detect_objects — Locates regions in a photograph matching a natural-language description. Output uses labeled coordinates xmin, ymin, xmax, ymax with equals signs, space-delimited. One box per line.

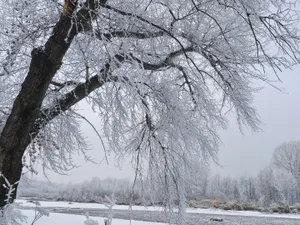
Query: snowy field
xmin=17 ymin=200 xmax=300 ymax=225
xmin=22 ymin=210 xmax=164 ymax=225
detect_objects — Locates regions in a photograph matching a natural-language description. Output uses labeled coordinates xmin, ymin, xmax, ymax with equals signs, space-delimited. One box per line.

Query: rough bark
xmin=0 ymin=0 xmax=109 ymax=208
xmin=0 ymin=1 xmax=79 ymax=208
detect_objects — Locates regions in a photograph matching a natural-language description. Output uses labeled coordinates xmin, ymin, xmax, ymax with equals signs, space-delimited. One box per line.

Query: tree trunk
xmin=0 ymin=46 xmax=57 ymax=208
xmin=0 ymin=4 xmax=78 ymax=208
xmin=0 ymin=0 xmax=103 ymax=209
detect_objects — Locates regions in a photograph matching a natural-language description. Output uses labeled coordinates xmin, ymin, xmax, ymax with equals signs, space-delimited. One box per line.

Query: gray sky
xmin=214 ymin=65 xmax=300 ymax=177
xmin=35 ymin=65 xmax=300 ymax=183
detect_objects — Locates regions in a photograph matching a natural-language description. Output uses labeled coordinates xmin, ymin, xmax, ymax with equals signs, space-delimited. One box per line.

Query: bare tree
xmin=273 ymin=141 xmax=300 ymax=180
xmin=0 ymin=0 xmax=300 ymax=214
xmin=272 ymin=141 xmax=300 ymax=201
xmin=257 ymin=167 xmax=281 ymax=206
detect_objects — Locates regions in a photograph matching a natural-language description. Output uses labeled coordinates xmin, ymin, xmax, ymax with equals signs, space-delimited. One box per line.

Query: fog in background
xmin=34 ymin=65 xmax=300 ymax=183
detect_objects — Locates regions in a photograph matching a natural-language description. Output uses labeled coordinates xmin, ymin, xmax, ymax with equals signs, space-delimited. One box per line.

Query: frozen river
xmin=17 ymin=200 xmax=300 ymax=225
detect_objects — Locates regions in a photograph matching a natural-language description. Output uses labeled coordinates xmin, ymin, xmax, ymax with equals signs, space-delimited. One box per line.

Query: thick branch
xmin=114 ymin=46 xmax=195 ymax=70
xmin=30 ymin=44 xmax=195 ymax=144
xmin=95 ymin=30 xmax=164 ymax=40
xmin=0 ymin=1 xmax=79 ymax=153
xmin=0 ymin=0 xmax=107 ymax=153
xmin=30 ymin=64 xmax=113 ymax=138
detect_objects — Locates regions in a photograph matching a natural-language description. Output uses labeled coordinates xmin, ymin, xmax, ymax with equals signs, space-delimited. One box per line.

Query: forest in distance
xmin=18 ymin=141 xmax=300 ymax=214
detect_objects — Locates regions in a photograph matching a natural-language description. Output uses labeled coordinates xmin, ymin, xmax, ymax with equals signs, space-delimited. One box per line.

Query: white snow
xmin=22 ymin=210 xmax=164 ymax=225
xmin=16 ymin=199 xmax=164 ymax=211
xmin=16 ymin=199 xmax=300 ymax=220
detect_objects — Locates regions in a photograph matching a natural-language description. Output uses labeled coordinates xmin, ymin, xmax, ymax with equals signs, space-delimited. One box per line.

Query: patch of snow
xmin=21 ymin=210 xmax=165 ymax=225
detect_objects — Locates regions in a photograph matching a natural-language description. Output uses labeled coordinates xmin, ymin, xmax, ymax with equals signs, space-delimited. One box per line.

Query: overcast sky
xmin=215 ymin=65 xmax=300 ymax=177
xmin=35 ymin=65 xmax=300 ymax=183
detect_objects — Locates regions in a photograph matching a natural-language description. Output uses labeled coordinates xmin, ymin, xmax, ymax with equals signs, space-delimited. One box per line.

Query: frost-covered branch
xmin=30 ymin=201 xmax=50 ymax=225
xmin=103 ymin=194 xmax=116 ymax=225
xmin=0 ymin=172 xmax=27 ymax=225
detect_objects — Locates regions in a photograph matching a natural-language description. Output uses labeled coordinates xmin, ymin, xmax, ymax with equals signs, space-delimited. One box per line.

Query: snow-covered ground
xmin=22 ymin=210 xmax=164 ymax=225
xmin=16 ymin=199 xmax=300 ymax=219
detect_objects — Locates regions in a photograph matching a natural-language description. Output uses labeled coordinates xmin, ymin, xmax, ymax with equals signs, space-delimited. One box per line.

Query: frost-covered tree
xmin=272 ymin=168 xmax=299 ymax=205
xmin=272 ymin=141 xmax=300 ymax=181
xmin=239 ymin=176 xmax=258 ymax=202
xmin=272 ymin=141 xmax=300 ymax=202
xmin=1 ymin=0 xmax=300 ymax=212
xmin=257 ymin=167 xmax=281 ymax=206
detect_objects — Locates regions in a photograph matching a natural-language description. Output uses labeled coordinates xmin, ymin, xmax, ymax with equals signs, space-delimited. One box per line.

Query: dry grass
xmin=188 ymin=199 xmax=261 ymax=212
xmin=270 ymin=203 xmax=291 ymax=213
xmin=188 ymin=199 xmax=225 ymax=209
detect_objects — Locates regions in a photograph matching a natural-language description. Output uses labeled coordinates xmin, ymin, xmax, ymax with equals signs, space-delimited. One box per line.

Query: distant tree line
xmin=18 ymin=141 xmax=300 ymax=208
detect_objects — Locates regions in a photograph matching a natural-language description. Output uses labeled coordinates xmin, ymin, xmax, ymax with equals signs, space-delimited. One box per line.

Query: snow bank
xmin=16 ymin=199 xmax=300 ymax=220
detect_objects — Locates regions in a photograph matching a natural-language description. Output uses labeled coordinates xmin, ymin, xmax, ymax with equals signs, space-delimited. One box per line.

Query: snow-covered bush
xmin=0 ymin=173 xmax=27 ymax=225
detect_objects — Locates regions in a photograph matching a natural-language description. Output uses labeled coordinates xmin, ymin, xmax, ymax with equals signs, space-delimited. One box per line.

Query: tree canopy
xmin=1 ymin=0 xmax=300 ymax=211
